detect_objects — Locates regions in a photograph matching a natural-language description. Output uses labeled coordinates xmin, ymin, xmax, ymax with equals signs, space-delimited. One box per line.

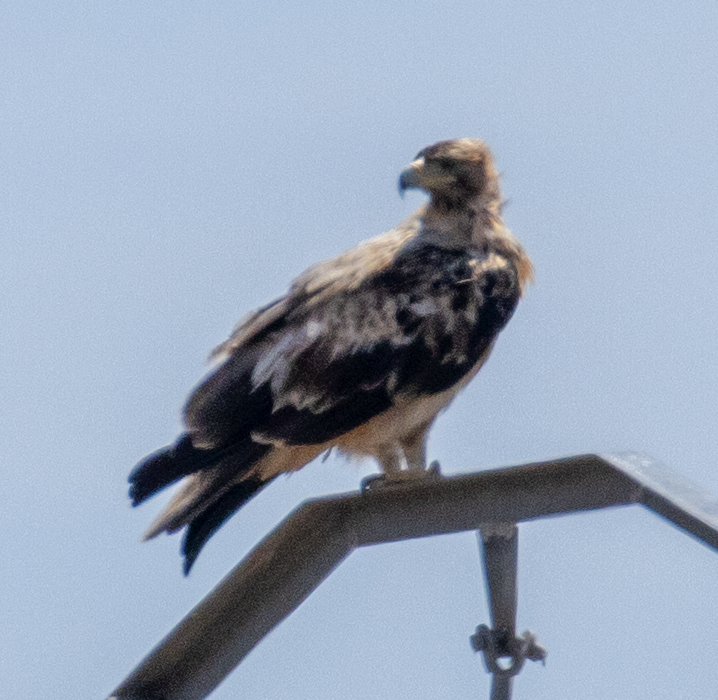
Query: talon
xmin=361 ymin=473 xmax=387 ymax=492
xmin=362 ymin=463 xmax=442 ymax=492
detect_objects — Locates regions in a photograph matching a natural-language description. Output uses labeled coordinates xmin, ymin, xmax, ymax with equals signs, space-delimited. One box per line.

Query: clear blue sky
xmin=2 ymin=2 xmax=718 ymax=698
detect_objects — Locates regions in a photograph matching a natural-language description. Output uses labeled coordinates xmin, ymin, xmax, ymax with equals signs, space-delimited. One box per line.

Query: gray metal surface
xmin=109 ymin=452 xmax=718 ymax=700
xmin=479 ymin=524 xmax=519 ymax=700
xmin=472 ymin=525 xmax=547 ymax=700
xmin=479 ymin=524 xmax=519 ymax=637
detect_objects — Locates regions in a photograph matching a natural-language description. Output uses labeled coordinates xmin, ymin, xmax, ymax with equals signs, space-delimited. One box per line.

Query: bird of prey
xmin=129 ymin=138 xmax=533 ymax=574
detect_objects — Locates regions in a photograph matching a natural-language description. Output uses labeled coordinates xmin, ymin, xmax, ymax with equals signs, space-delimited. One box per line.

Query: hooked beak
xmin=398 ymin=157 xmax=425 ymax=196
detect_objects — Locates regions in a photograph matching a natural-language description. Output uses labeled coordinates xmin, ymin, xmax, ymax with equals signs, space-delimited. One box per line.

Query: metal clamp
xmin=471 ymin=624 xmax=546 ymax=677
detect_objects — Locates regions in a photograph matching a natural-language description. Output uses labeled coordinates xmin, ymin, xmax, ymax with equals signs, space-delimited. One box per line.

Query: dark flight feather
xmin=240 ymin=244 xmax=521 ymax=446
xmin=181 ymin=474 xmax=275 ymax=575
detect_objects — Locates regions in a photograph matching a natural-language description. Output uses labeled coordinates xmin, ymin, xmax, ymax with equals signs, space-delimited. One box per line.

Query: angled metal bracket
xmin=108 ymin=452 xmax=718 ymax=700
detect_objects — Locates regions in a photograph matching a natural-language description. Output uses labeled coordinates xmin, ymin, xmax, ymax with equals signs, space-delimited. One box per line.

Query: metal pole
xmin=480 ymin=523 xmax=519 ymax=639
xmin=472 ymin=524 xmax=546 ymax=700
xmin=480 ymin=523 xmax=519 ymax=700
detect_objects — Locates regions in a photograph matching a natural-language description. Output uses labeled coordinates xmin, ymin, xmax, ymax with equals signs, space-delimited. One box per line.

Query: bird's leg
xmin=377 ymin=447 xmax=403 ymax=475
xmin=402 ymin=425 xmax=441 ymax=477
xmin=361 ymin=439 xmax=441 ymax=492
xmin=402 ymin=434 xmax=427 ymax=473
xmin=361 ymin=447 xmax=402 ymax=491
xmin=389 ymin=427 xmax=441 ymax=481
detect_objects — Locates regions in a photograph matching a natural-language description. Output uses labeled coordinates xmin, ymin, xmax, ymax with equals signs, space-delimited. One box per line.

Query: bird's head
xmin=398 ymin=138 xmax=501 ymax=210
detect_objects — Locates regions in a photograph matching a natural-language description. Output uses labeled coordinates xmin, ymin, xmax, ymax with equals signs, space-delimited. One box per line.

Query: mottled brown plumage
xmin=129 ymin=138 xmax=533 ymax=573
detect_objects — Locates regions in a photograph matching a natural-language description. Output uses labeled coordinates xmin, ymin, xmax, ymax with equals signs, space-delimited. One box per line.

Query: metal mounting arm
xmin=109 ymin=453 xmax=718 ymax=700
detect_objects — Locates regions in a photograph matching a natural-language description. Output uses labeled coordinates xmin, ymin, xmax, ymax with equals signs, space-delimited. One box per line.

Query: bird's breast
xmin=333 ymin=343 xmax=493 ymax=459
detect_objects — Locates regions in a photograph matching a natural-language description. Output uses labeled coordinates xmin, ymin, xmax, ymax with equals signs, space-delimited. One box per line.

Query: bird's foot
xmin=360 ymin=473 xmax=388 ymax=491
xmin=361 ymin=461 xmax=442 ymax=492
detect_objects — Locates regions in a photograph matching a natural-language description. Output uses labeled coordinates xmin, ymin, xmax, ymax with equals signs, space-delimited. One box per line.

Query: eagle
xmin=129 ymin=138 xmax=533 ymax=574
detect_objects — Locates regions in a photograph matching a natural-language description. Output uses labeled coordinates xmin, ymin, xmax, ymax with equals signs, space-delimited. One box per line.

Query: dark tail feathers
xmin=129 ymin=433 xmax=274 ymax=574
xmin=180 ymin=475 xmax=276 ymax=575
xmin=129 ymin=434 xmax=234 ymax=506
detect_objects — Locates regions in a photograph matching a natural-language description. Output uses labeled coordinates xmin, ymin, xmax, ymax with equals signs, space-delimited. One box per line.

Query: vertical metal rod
xmin=491 ymin=676 xmax=513 ymax=700
xmin=479 ymin=523 xmax=518 ymax=641
xmin=473 ymin=522 xmax=546 ymax=700
xmin=476 ymin=523 xmax=519 ymax=700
